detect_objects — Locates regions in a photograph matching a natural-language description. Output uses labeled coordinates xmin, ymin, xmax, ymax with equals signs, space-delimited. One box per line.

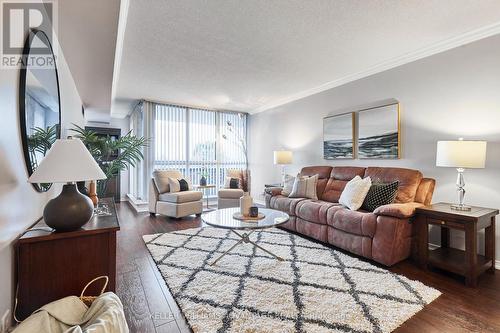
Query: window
xmin=129 ymin=101 xmax=247 ymax=201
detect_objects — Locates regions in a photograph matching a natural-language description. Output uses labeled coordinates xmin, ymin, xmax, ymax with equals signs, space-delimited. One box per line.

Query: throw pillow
xmin=289 ymin=174 xmax=319 ymax=200
xmin=338 ymin=176 xmax=372 ymax=210
xmin=281 ymin=174 xmax=295 ymax=196
xmin=168 ymin=177 xmax=191 ymax=193
xmin=178 ymin=179 xmax=190 ymax=192
xmin=362 ymin=181 xmax=399 ymax=212
xmin=224 ymin=177 xmax=240 ymax=189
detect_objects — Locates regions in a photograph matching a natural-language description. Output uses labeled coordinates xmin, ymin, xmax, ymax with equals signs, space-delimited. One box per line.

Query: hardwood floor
xmin=115 ymin=202 xmax=500 ymax=333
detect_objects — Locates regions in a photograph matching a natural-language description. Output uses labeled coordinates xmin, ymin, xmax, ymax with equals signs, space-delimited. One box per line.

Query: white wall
xmin=85 ymin=117 xmax=131 ymax=200
xmin=0 ymin=35 xmax=83 ymax=323
xmin=249 ymin=34 xmax=500 ymax=257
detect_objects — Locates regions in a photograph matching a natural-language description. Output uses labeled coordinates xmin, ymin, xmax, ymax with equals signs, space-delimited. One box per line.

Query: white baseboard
xmin=126 ymin=194 xmax=149 ymax=213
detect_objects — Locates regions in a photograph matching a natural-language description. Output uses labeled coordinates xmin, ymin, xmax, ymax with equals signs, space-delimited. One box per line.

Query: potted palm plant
xmin=70 ymin=124 xmax=148 ymax=198
xmin=26 ymin=125 xmax=58 ymax=191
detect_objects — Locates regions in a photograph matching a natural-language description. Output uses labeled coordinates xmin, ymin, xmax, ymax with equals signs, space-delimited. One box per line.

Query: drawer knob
xmin=441 ymin=221 xmax=446 ymax=225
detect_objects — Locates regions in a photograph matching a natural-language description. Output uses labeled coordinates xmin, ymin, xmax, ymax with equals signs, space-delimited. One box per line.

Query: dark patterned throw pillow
xmin=229 ymin=178 xmax=240 ymax=189
xmin=361 ymin=181 xmax=399 ymax=212
xmin=178 ymin=179 xmax=189 ymax=191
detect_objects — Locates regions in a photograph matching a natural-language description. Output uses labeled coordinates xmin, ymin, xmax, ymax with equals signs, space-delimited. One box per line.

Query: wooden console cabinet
xmin=16 ymin=198 xmax=120 ymax=320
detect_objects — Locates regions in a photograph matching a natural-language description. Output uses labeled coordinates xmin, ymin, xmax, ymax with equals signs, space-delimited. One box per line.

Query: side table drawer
xmin=428 ymin=218 xmax=464 ymax=230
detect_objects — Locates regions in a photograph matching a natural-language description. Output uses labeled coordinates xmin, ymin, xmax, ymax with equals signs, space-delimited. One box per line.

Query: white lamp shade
xmin=28 ymin=139 xmax=107 ymax=183
xmin=436 ymin=140 xmax=487 ymax=169
xmin=273 ymin=150 xmax=293 ymax=165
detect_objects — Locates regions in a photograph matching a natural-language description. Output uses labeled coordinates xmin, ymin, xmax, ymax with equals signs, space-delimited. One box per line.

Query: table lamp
xmin=28 ymin=138 xmax=106 ymax=231
xmin=273 ymin=150 xmax=293 ymax=185
xmin=436 ymin=139 xmax=487 ymax=211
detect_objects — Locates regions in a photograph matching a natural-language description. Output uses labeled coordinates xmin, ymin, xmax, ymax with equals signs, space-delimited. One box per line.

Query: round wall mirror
xmin=19 ymin=29 xmax=61 ymax=192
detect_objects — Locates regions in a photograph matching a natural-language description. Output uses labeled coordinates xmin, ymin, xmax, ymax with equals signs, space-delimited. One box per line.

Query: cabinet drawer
xmin=428 ymin=218 xmax=464 ymax=230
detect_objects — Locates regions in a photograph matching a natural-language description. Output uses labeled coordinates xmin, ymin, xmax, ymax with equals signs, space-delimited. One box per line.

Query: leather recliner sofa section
xmin=265 ymin=166 xmax=435 ymax=266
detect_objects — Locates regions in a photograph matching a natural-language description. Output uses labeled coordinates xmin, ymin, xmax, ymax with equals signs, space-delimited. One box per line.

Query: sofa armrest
xmin=373 ymin=202 xmax=424 ymax=219
xmin=264 ymin=186 xmax=283 ymax=196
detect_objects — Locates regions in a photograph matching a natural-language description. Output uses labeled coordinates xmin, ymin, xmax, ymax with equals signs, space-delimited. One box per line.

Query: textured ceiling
xmin=111 ymin=0 xmax=500 ymax=116
xmin=56 ymin=0 xmax=120 ymax=113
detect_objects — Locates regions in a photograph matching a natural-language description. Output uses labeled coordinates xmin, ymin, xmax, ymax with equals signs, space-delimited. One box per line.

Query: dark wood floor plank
xmin=155 ymin=320 xmax=181 ymax=333
xmin=146 ymin=253 xmax=192 ymax=333
xmin=116 ymin=268 xmax=156 ymax=333
xmin=135 ymin=256 xmax=176 ymax=328
xmin=115 ymin=202 xmax=500 ymax=333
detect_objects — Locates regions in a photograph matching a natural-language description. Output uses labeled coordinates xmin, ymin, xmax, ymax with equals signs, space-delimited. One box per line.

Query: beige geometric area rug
xmin=143 ymin=227 xmax=440 ymax=333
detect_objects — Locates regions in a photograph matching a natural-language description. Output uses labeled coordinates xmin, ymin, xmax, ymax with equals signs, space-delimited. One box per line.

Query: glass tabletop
xmin=202 ymin=207 xmax=289 ymax=230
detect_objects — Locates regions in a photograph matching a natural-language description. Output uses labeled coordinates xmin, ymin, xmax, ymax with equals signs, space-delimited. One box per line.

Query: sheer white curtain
xmin=189 ymin=108 xmax=217 ymax=196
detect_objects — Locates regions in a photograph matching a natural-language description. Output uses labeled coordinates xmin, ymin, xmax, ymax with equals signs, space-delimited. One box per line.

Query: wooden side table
xmin=415 ymin=202 xmax=498 ymax=287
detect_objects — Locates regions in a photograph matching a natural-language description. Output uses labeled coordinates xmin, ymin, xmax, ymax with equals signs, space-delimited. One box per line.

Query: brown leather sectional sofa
xmin=265 ymin=166 xmax=435 ymax=266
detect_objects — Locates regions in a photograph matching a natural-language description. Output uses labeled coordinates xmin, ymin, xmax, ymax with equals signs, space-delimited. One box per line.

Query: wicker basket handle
xmin=80 ymin=276 xmax=109 ymax=299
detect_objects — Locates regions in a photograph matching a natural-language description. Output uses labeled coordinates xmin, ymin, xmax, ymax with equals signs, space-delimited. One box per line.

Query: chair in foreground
xmin=149 ymin=170 xmax=203 ymax=218
xmin=218 ymin=169 xmax=250 ymax=208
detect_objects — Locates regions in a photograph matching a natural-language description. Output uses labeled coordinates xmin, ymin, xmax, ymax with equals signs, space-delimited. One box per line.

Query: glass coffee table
xmin=202 ymin=207 xmax=289 ymax=266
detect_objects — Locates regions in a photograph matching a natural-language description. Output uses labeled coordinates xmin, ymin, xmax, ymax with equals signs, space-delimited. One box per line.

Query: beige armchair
xmin=217 ymin=169 xmax=250 ymax=209
xmin=149 ymin=170 xmax=203 ymax=218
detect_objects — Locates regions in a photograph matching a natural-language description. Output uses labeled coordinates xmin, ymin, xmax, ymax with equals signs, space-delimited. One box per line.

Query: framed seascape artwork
xmin=323 ymin=112 xmax=355 ymax=159
xmin=358 ymin=103 xmax=400 ymax=159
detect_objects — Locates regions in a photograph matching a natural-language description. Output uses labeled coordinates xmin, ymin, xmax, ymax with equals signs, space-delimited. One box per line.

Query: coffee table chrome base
xmin=210 ymin=230 xmax=284 ymax=266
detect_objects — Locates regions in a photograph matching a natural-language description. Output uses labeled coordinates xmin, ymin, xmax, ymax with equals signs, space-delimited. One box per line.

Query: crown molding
xmin=252 ymin=21 xmax=500 ymax=114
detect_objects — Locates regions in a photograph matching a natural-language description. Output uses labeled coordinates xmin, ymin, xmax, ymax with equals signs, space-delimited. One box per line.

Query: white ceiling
xmin=55 ymin=0 xmax=120 ymax=114
xmin=107 ymin=1 xmax=500 ymax=116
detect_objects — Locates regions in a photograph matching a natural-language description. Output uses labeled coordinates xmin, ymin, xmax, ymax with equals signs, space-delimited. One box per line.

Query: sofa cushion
xmin=300 ymin=166 xmax=332 ymax=200
xmin=218 ymin=188 xmax=244 ymax=199
xmin=327 ymin=209 xmax=377 ymax=238
xmin=328 ymin=228 xmax=372 ymax=259
xmin=159 ymin=190 xmax=202 ymax=203
xmin=364 ymin=167 xmax=423 ymax=203
xmin=295 ymin=200 xmax=341 ymax=225
xmin=295 ymin=219 xmax=328 ymax=242
xmin=322 ymin=167 xmax=366 ymax=202
xmin=269 ymin=195 xmax=308 ymax=216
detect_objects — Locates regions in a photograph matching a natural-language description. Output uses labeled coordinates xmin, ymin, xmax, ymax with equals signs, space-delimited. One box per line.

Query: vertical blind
xmin=129 ymin=101 xmax=247 ymax=201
